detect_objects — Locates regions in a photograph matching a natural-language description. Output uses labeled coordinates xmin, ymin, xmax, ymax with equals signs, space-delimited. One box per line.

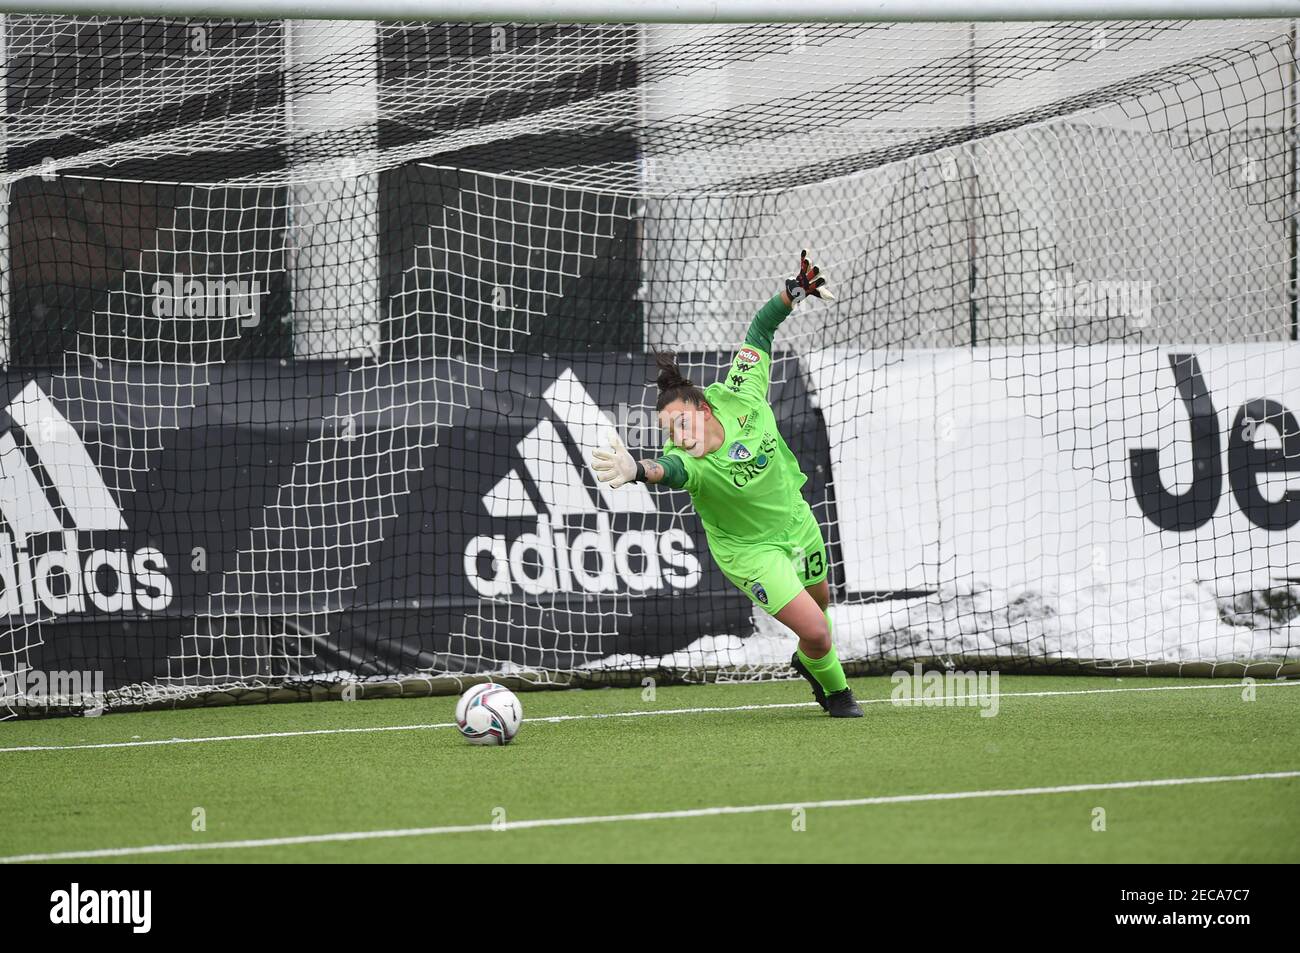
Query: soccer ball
xmin=455 ymin=683 xmax=523 ymax=746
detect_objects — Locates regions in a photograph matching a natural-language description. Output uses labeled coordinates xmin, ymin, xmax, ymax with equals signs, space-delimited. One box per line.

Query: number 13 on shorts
xmin=798 ymin=547 xmax=825 ymax=583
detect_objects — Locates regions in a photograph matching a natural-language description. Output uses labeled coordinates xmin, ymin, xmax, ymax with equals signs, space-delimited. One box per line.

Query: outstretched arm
xmin=591 ymin=434 xmax=688 ymax=490
xmin=639 ymin=457 xmax=686 ymax=488
xmin=744 ymin=292 xmax=793 ymax=356
xmin=724 ymin=249 xmax=834 ymax=404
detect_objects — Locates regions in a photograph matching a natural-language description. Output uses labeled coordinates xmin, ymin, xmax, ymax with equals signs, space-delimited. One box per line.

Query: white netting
xmin=0 ymin=18 xmax=1296 ymax=715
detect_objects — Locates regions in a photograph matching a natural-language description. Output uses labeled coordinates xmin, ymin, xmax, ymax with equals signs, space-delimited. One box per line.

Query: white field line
xmin=3 ymin=769 xmax=1297 ymax=864
xmin=2 ymin=678 xmax=1298 ymax=755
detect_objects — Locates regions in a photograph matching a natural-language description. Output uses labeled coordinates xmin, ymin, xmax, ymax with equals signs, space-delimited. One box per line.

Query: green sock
xmin=796 ymin=643 xmax=847 ymax=695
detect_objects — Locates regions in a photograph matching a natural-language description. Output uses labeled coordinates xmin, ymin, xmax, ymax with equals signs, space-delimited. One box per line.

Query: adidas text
xmin=465 ymin=514 xmax=700 ymax=597
xmin=0 ymin=531 xmax=173 ymax=616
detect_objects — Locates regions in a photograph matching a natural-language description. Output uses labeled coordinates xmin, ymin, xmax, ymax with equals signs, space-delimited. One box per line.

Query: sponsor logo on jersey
xmin=738 ymin=347 xmax=761 ymax=366
xmin=750 ymin=581 xmax=768 ymax=605
xmin=728 ymin=441 xmax=752 ymax=461
xmin=465 ymin=369 xmax=702 ymax=597
xmin=731 ymin=433 xmax=778 ymax=488
xmin=0 ymin=381 xmax=174 ymax=617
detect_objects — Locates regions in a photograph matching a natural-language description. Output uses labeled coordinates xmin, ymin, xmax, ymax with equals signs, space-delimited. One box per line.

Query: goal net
xmin=1 ymin=16 xmax=1297 ymax=715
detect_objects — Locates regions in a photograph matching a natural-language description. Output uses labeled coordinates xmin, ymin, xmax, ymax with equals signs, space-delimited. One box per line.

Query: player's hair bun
xmin=654 ymin=349 xmax=693 ymax=392
xmin=652 ymin=349 xmax=708 ymax=412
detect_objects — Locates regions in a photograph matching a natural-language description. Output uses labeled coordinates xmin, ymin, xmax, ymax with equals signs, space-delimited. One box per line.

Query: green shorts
xmin=709 ymin=500 xmax=828 ymax=615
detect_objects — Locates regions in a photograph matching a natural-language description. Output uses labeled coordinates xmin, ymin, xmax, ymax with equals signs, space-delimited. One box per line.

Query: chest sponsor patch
xmin=737 ymin=347 xmax=761 ymax=365
xmin=728 ymin=441 xmax=752 ymax=461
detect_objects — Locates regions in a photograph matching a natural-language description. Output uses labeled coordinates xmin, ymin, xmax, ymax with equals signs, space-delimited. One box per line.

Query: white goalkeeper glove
xmin=784 ymin=248 xmax=834 ymax=303
xmin=591 ymin=432 xmax=639 ymax=489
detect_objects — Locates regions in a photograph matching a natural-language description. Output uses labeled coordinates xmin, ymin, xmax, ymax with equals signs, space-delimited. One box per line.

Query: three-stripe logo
xmin=464 ymin=369 xmax=701 ymax=597
xmin=0 ymin=381 xmax=173 ymax=616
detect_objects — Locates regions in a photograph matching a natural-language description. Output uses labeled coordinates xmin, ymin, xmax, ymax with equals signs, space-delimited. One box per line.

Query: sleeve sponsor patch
xmin=738 ymin=347 xmax=761 ymax=365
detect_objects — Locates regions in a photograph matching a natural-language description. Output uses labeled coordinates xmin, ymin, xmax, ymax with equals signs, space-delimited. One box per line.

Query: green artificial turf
xmin=1 ymin=675 xmax=1297 ymax=863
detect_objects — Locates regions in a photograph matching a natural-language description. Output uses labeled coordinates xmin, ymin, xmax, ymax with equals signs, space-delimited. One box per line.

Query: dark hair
xmin=653 ymin=350 xmax=708 ymax=412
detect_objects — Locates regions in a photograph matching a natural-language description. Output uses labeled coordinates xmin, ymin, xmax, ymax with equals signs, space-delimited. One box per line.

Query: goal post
xmin=0 ymin=9 xmax=1297 ymax=716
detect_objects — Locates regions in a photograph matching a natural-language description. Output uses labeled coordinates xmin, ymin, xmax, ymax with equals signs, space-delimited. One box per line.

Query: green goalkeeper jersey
xmin=659 ymin=294 xmax=809 ymax=543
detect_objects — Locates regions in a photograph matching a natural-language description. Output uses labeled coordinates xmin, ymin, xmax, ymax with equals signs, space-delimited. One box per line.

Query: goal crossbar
xmin=0 ymin=0 xmax=1296 ymax=24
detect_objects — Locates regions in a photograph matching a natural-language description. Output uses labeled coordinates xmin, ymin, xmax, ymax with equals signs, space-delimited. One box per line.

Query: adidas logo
xmin=464 ymin=369 xmax=701 ymax=597
xmin=0 ymin=381 xmax=173 ymax=616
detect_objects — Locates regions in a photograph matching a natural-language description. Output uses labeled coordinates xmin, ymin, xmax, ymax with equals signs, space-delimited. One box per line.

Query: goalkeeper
xmin=591 ymin=250 xmax=862 ymax=718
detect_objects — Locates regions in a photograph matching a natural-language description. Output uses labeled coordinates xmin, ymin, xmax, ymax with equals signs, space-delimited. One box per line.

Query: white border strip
xmin=0 ymin=1 xmax=1294 ymax=22
xmin=3 ymin=678 xmax=1297 ymax=754
xmin=3 ymin=769 xmax=1296 ymax=863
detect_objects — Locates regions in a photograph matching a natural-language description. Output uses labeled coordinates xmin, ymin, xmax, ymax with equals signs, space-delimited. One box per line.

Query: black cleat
xmin=790 ymin=652 xmax=828 ymax=711
xmin=826 ymin=687 xmax=864 ymax=718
